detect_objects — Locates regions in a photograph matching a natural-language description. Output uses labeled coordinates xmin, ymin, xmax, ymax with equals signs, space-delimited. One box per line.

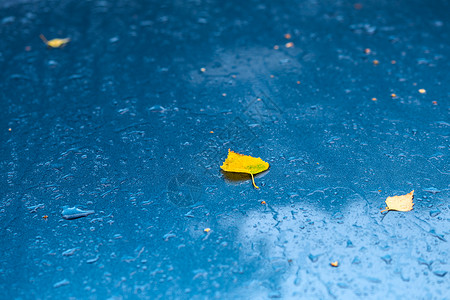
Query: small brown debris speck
xmin=372 ymin=97 xmax=377 ymax=101
xmin=364 ymin=48 xmax=371 ymax=54
xmin=296 ymin=81 xmax=301 ymax=84
xmin=273 ymin=45 xmax=279 ymax=50
xmin=284 ymin=33 xmax=291 ymax=39
xmin=200 ymin=68 xmax=206 ymax=72
xmin=432 ymin=101 xmax=437 ymax=105
xmin=8 ymin=128 xmax=12 ymax=132
xmin=373 ymin=59 xmax=379 ymax=65
xmin=261 ymin=201 xmax=266 ymax=205
xmin=331 ymin=261 xmax=339 ymax=267
xmin=209 ymin=131 xmax=214 ymax=133
xmin=391 ymin=93 xmax=397 ymax=98
xmin=222 ymin=93 xmax=227 ymax=97
xmin=232 ymin=75 xmax=236 ymax=78
xmin=391 ymin=60 xmax=396 ymax=64
xmin=285 ymin=42 xmax=294 ymax=48
xmin=419 ymin=89 xmax=426 ymax=94
xmin=270 ymin=75 xmax=274 ymax=78
xmin=25 ymin=46 xmax=31 ymax=51
xmin=354 ymin=3 xmax=362 ymax=9
xmin=43 ymin=215 xmax=48 ymax=220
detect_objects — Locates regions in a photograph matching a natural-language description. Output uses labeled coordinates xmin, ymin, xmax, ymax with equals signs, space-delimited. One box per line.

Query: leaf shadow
xmin=221 ymin=169 xmax=270 ymax=186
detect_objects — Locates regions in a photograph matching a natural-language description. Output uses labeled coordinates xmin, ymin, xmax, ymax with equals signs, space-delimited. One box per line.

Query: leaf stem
xmin=39 ymin=34 xmax=49 ymax=44
xmin=251 ymin=173 xmax=259 ymax=189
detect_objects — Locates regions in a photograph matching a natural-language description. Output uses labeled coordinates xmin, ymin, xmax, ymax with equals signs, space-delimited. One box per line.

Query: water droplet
xmin=429 ymin=229 xmax=446 ymax=242
xmin=61 ymin=206 xmax=94 ymax=220
xmin=86 ymin=256 xmax=99 ymax=264
xmin=352 ymin=256 xmax=361 ymax=264
xmin=163 ymin=233 xmax=176 ymax=241
xmin=2 ymin=16 xmax=15 ymax=24
xmin=53 ymin=279 xmax=70 ymax=288
xmin=149 ymin=105 xmax=166 ymax=112
xmin=429 ymin=209 xmax=441 ymax=217
xmin=62 ymin=247 xmax=80 ymax=256
xmin=417 ymin=257 xmax=432 ymax=269
xmin=308 ymin=254 xmax=319 ymax=262
xmin=27 ymin=203 xmax=44 ymax=213
xmin=381 ymin=255 xmax=392 ymax=264
xmin=423 ymin=187 xmax=441 ymax=194
xmin=433 ymin=270 xmax=447 ymax=277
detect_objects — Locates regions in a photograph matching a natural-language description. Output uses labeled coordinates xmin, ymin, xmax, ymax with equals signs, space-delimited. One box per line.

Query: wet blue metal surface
xmin=1 ymin=0 xmax=449 ymax=298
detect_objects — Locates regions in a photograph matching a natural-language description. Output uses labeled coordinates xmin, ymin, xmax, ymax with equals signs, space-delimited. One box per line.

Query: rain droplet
xmin=433 ymin=270 xmax=447 ymax=277
xmin=62 ymin=247 xmax=80 ymax=256
xmin=423 ymin=187 xmax=441 ymax=194
xmin=53 ymin=279 xmax=70 ymax=288
xmin=163 ymin=233 xmax=176 ymax=241
xmin=27 ymin=203 xmax=44 ymax=213
xmin=86 ymin=256 xmax=100 ymax=264
xmin=352 ymin=257 xmax=361 ymax=264
xmin=308 ymin=254 xmax=319 ymax=262
xmin=429 ymin=209 xmax=441 ymax=217
xmin=381 ymin=255 xmax=392 ymax=264
xmin=149 ymin=105 xmax=166 ymax=112
xmin=61 ymin=206 xmax=94 ymax=220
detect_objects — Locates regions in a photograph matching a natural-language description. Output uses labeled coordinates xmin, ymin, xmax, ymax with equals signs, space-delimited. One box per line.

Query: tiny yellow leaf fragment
xmin=330 ymin=261 xmax=339 ymax=267
xmin=381 ymin=190 xmax=414 ymax=213
xmin=40 ymin=34 xmax=70 ymax=48
xmin=204 ymin=228 xmax=211 ymax=233
xmin=220 ymin=149 xmax=269 ymax=189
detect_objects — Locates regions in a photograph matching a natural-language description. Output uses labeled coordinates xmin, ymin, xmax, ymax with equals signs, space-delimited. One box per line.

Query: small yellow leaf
xmin=220 ymin=149 xmax=269 ymax=189
xmin=381 ymin=190 xmax=414 ymax=213
xmin=40 ymin=34 xmax=70 ymax=48
xmin=330 ymin=261 xmax=339 ymax=267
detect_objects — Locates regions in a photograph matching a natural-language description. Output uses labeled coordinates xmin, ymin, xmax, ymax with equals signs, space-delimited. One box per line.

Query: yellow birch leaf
xmin=220 ymin=149 xmax=269 ymax=189
xmin=40 ymin=34 xmax=70 ymax=48
xmin=381 ymin=190 xmax=414 ymax=213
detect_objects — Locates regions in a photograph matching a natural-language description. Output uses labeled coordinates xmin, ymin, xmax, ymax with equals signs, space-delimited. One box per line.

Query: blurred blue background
xmin=0 ymin=0 xmax=449 ymax=298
